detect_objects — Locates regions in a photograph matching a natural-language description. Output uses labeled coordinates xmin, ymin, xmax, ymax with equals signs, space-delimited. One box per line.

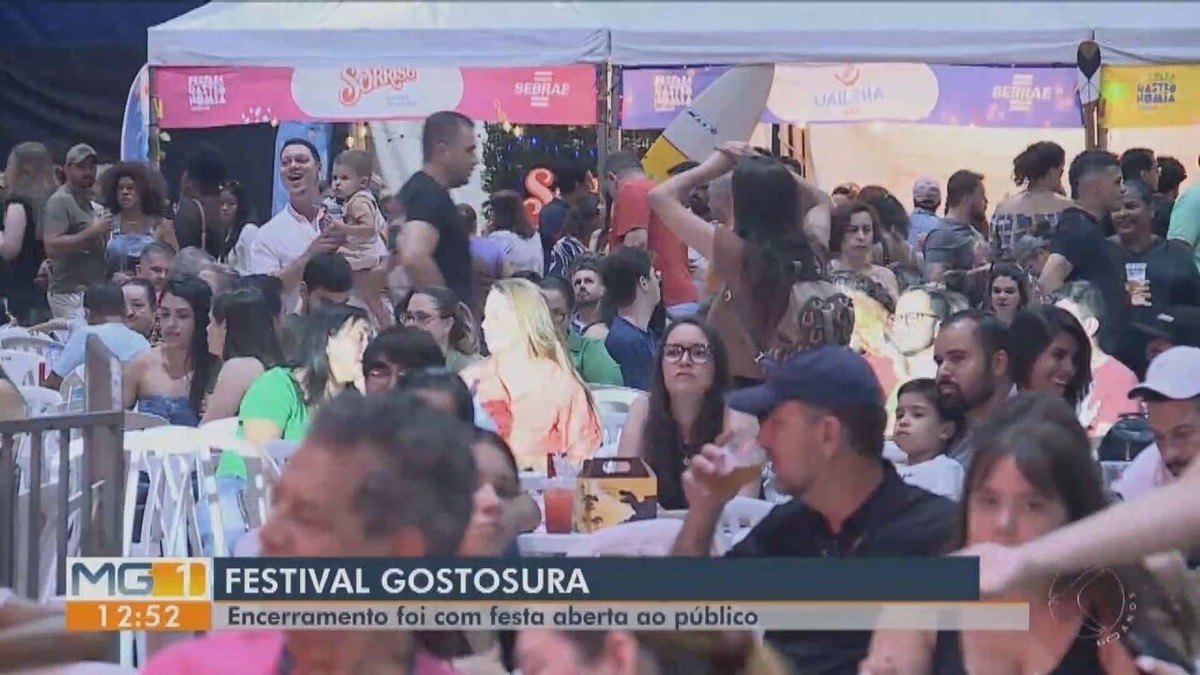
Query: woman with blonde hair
xmin=461 ymin=278 xmax=601 ymax=471
xmin=2 ymin=142 xmax=57 ymax=325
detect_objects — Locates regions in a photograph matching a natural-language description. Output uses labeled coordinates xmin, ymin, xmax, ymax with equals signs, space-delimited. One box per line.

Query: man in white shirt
xmin=247 ymin=138 xmax=388 ymax=314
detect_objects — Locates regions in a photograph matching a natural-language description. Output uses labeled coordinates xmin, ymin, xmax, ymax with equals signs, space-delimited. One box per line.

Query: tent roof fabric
xmin=148 ymin=1 xmax=1200 ymax=69
xmin=147 ymin=2 xmax=609 ymax=67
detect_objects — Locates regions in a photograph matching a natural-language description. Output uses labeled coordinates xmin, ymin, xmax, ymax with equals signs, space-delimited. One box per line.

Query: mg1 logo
xmin=67 ymin=558 xmax=209 ymax=600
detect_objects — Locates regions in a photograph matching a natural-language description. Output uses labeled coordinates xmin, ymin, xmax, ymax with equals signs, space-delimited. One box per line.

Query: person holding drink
xmin=670 ymin=346 xmax=957 ymax=675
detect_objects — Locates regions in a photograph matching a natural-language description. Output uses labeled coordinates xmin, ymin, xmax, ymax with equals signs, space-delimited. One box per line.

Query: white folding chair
xmin=1 ymin=334 xmax=63 ymax=359
xmin=18 ymin=386 xmax=63 ymax=417
xmin=589 ymin=386 xmax=643 ymax=416
xmin=0 ymin=348 xmax=45 ymax=386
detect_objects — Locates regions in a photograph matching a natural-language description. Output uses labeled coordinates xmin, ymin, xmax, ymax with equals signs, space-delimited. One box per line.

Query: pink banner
xmin=154 ymin=66 xmax=597 ymax=128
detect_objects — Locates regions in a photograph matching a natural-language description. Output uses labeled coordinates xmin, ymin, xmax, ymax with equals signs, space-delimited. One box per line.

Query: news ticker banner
xmin=621 ymin=63 xmax=1081 ymax=130
xmin=1101 ymin=64 xmax=1200 ymax=128
xmin=154 ymin=65 xmax=597 ymax=129
xmin=64 ymin=557 xmax=1027 ymax=633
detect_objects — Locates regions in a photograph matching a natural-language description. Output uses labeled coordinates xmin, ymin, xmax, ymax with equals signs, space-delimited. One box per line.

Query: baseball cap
xmin=912 ymin=177 xmax=941 ymax=206
xmin=726 ymin=346 xmax=883 ymax=417
xmin=65 ymin=143 xmax=97 ymax=165
xmin=1129 ymin=346 xmax=1200 ymax=400
xmin=1133 ymin=306 xmax=1200 ymax=348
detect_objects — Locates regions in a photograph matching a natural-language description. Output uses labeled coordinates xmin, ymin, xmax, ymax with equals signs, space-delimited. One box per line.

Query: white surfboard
xmin=641 ymin=64 xmax=775 ymax=182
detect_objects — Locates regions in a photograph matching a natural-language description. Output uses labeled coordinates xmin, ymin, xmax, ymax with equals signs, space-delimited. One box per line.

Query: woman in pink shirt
xmin=461 ymin=278 xmax=601 ymax=471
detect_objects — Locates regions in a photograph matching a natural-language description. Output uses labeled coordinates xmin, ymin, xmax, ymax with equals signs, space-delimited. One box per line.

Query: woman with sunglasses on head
xmin=617 ymin=318 xmax=758 ymax=508
xmin=217 ymin=181 xmax=258 ymax=274
xmin=396 ymin=286 xmax=482 ymax=373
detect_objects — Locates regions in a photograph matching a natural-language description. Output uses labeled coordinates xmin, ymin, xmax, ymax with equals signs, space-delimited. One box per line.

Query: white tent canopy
xmin=149 ymin=1 xmax=1200 ymax=69
xmin=147 ymin=2 xmax=609 ymax=67
xmin=596 ymin=2 xmax=1200 ymax=66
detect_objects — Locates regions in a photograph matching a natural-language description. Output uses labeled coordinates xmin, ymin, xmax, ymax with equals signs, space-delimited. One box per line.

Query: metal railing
xmin=0 ymin=336 xmax=127 ymax=598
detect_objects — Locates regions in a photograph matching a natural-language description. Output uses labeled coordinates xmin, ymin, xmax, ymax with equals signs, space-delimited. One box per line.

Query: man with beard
xmin=1038 ymin=150 xmax=1127 ymax=357
xmin=42 ymin=144 xmax=107 ymax=320
xmin=398 ymin=111 xmax=477 ymax=306
xmin=248 ymin=138 xmax=366 ymax=314
xmin=932 ymin=310 xmax=1013 ymax=467
xmin=922 ymin=170 xmax=987 ymax=283
xmin=570 ymin=256 xmax=607 ymax=340
xmin=1114 ymin=346 xmax=1200 ymax=501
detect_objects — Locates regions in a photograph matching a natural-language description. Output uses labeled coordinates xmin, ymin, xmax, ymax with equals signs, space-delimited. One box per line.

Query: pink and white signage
xmin=154 ymin=66 xmax=597 ymax=128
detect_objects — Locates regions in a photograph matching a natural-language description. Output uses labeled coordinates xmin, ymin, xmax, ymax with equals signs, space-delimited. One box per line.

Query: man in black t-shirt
xmin=671 ymin=347 xmax=956 ymax=675
xmin=1039 ymin=150 xmax=1127 ymax=357
xmin=397 ymin=111 xmax=477 ymax=305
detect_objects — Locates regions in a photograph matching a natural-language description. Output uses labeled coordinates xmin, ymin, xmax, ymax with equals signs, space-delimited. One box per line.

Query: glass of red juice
xmin=543 ymin=477 xmax=574 ymax=534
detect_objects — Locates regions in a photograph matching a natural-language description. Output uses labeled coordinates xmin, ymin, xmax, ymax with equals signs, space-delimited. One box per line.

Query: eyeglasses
xmin=892 ymin=312 xmax=938 ymax=327
xmin=664 ymin=343 xmax=713 ymax=364
xmin=399 ymin=310 xmax=445 ymax=325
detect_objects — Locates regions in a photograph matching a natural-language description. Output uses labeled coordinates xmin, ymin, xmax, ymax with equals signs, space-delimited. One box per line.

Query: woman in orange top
xmin=461 ymin=278 xmax=601 ymax=471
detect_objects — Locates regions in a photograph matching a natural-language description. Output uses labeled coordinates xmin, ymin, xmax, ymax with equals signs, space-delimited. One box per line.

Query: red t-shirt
xmin=1088 ymin=357 xmax=1140 ymax=436
xmin=608 ymin=177 xmax=698 ymax=307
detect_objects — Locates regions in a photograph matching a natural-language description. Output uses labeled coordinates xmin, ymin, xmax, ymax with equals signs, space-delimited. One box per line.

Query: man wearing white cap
xmin=1115 ymin=346 xmax=1200 ymax=500
xmin=964 ymin=346 xmax=1200 ymax=597
xmin=42 ymin=143 xmax=108 ymax=320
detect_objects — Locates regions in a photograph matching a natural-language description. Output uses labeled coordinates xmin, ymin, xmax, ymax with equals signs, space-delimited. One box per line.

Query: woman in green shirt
xmin=226 ymin=304 xmax=370 ymax=473
xmin=538 ymin=275 xmax=623 ymax=386
xmin=396 ymin=286 xmax=482 ymax=373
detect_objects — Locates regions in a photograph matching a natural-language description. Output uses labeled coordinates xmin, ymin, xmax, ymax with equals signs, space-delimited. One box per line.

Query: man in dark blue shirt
xmin=600 ymin=246 xmax=660 ymax=390
xmin=538 ymin=159 xmax=592 ymax=269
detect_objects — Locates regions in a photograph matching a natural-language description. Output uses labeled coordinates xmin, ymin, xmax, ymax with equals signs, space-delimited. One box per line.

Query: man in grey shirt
xmin=42 ymin=144 xmax=108 ymax=320
xmin=923 ymin=170 xmax=988 ymax=282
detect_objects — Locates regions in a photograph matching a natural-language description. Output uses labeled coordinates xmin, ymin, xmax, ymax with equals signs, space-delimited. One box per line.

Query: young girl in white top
xmin=330 ymin=150 xmax=392 ymax=328
xmin=893 ymin=378 xmax=964 ymax=500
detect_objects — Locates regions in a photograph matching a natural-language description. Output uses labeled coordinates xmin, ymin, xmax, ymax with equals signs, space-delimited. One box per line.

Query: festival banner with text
xmin=154 ymin=66 xmax=598 ymax=129
xmin=1101 ymin=65 xmax=1200 ymax=128
xmin=621 ymin=64 xmax=1079 ymax=129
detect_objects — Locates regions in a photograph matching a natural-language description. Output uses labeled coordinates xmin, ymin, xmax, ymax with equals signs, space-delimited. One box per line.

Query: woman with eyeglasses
xmin=396 ymin=286 xmax=482 ymax=373
xmin=616 ymin=317 xmax=758 ymax=508
xmin=218 ymin=181 xmax=258 ymax=274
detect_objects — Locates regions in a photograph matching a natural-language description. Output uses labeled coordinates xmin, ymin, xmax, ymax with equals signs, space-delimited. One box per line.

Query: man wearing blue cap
xmin=671 ymin=346 xmax=956 ymax=675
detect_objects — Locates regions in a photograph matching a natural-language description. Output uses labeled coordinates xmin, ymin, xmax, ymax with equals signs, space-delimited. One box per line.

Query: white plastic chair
xmin=198 ymin=416 xmax=239 ymax=439
xmin=589 ymin=386 xmax=642 ymax=415
xmin=262 ymin=439 xmax=299 ymax=473
xmin=0 ymin=348 xmax=45 ymax=386
xmin=1 ymin=334 xmax=63 ymax=359
xmin=59 ymin=364 xmax=85 ymax=411
xmin=0 ymin=325 xmax=31 ymax=341
xmin=18 ymin=386 xmax=63 ymax=417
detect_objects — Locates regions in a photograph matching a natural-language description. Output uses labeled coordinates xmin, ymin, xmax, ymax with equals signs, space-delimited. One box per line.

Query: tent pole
xmin=596 ymin=61 xmax=616 ymax=187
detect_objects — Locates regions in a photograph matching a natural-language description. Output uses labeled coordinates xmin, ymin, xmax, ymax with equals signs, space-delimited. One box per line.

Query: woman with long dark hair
xmin=218 ymin=181 xmax=258 ymax=273
xmin=548 ymin=192 xmax=602 ymax=278
xmin=236 ymin=304 xmax=369 ymax=450
xmin=617 ymin=317 xmax=757 ymax=508
xmin=487 ymin=189 xmax=543 ymax=276
xmin=863 ymin=392 xmax=1196 ymax=673
xmin=1009 ymin=305 xmax=1093 ymax=410
xmin=201 ymin=285 xmax=284 ymax=423
xmin=101 ymin=161 xmax=178 ymax=276
xmin=985 ymin=262 xmax=1031 ymax=326
xmin=2 ymin=142 xmax=56 ymax=325
xmin=649 ymin=143 xmax=830 ymax=387
xmin=123 ymin=274 xmax=216 ymax=426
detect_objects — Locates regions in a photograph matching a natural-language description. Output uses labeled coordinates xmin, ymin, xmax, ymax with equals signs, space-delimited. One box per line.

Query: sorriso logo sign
xmin=68 ymin=558 xmax=209 ymax=600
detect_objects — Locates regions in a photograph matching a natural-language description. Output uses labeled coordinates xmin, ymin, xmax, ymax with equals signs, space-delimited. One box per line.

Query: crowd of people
xmin=2 ymin=109 xmax=1200 ymax=674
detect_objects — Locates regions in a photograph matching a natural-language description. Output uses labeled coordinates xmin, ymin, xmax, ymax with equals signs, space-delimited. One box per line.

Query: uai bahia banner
xmin=1102 ymin=65 xmax=1200 ymax=128
xmin=621 ymin=63 xmax=1080 ymax=130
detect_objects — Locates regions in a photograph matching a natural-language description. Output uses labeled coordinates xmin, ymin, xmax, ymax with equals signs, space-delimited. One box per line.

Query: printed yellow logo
xmin=68 ymin=558 xmax=209 ymax=600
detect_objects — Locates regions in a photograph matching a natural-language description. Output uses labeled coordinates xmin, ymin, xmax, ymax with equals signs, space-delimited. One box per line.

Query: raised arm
xmin=648 ymin=148 xmax=740 ymax=261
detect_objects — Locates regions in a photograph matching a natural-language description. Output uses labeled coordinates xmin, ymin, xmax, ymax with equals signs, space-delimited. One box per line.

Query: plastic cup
xmin=712 ymin=428 xmax=767 ymax=495
xmin=543 ymin=477 xmax=575 ymax=534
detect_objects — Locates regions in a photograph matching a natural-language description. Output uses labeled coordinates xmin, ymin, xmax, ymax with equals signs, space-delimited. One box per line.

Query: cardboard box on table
xmin=573 ymin=458 xmax=657 ymax=533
